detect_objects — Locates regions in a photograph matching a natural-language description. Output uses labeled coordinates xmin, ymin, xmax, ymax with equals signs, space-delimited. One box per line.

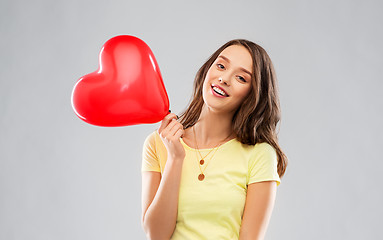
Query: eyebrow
xmin=218 ymin=55 xmax=252 ymax=76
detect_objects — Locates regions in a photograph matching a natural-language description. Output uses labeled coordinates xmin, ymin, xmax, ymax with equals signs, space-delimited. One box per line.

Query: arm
xmin=141 ymin=157 xmax=184 ymax=240
xmin=141 ymin=113 xmax=185 ymax=240
xmin=239 ymin=181 xmax=278 ymax=240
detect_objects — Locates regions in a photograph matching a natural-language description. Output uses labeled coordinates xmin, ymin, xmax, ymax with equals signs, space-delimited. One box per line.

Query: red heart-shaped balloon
xmin=71 ymin=35 xmax=169 ymax=127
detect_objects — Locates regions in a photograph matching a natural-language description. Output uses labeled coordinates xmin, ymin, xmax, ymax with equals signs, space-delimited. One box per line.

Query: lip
xmin=211 ymin=84 xmax=229 ymax=97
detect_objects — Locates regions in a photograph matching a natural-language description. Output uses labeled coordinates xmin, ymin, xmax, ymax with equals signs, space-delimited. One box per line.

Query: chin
xmin=203 ymin=98 xmax=233 ymax=114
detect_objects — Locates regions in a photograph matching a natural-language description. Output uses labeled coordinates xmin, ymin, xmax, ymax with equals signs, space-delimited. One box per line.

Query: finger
xmin=167 ymin=121 xmax=183 ymax=138
xmin=160 ymin=118 xmax=180 ymax=139
xmin=158 ymin=113 xmax=178 ymax=135
xmin=174 ymin=128 xmax=184 ymax=140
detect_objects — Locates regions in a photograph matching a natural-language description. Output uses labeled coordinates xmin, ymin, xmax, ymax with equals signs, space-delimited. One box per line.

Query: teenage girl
xmin=141 ymin=39 xmax=288 ymax=240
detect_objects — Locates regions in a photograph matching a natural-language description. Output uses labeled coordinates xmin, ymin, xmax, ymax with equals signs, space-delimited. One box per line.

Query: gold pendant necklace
xmin=192 ymin=126 xmax=232 ymax=181
xmin=195 ymin=143 xmax=220 ymax=181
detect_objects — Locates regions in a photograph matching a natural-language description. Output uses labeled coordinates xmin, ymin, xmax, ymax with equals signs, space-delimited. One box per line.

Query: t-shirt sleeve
xmin=141 ymin=131 xmax=161 ymax=172
xmin=248 ymin=142 xmax=281 ymax=187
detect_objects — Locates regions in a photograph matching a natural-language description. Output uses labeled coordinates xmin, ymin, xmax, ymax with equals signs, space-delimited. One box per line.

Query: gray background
xmin=1 ymin=0 xmax=382 ymax=239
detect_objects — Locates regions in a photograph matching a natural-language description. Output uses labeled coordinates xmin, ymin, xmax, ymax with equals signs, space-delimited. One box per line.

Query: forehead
xmin=218 ymin=45 xmax=253 ymax=72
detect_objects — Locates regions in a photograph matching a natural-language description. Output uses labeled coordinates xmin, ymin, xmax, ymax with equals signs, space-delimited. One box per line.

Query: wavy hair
xmin=178 ymin=39 xmax=288 ymax=178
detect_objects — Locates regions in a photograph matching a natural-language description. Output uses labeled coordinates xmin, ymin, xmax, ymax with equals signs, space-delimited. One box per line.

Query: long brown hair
xmin=178 ymin=39 xmax=288 ymax=178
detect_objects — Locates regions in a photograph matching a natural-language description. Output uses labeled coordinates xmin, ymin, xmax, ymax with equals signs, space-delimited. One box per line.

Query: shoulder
xmin=246 ymin=142 xmax=280 ymax=186
xmin=253 ymin=142 xmax=277 ymax=154
xmin=246 ymin=142 xmax=277 ymax=164
xmin=233 ymin=141 xmax=276 ymax=155
xmin=144 ymin=130 xmax=158 ymax=142
xmin=144 ymin=130 xmax=164 ymax=143
xmin=143 ymin=131 xmax=155 ymax=146
xmin=143 ymin=130 xmax=166 ymax=152
xmin=142 ymin=131 xmax=159 ymax=152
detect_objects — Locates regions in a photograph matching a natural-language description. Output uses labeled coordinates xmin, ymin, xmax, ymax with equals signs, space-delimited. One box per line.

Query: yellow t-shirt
xmin=142 ymin=131 xmax=281 ymax=239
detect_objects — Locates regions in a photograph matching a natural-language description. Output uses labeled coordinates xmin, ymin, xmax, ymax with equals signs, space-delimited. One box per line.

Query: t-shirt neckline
xmin=180 ymin=137 xmax=237 ymax=151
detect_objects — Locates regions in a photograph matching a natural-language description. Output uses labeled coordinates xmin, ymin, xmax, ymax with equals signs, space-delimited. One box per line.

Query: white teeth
xmin=212 ymin=86 xmax=227 ymax=96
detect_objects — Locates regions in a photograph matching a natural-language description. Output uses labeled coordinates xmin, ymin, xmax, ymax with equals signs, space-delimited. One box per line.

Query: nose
xmin=219 ymin=76 xmax=230 ymax=86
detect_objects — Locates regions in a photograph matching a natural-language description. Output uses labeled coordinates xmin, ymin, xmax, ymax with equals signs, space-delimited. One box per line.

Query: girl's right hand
xmin=157 ymin=113 xmax=185 ymax=160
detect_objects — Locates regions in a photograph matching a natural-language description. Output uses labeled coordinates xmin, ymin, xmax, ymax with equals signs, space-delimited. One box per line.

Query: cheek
xmin=205 ymin=69 xmax=214 ymax=80
xmin=206 ymin=66 xmax=221 ymax=79
xmin=235 ymin=85 xmax=252 ymax=102
xmin=202 ymin=78 xmax=211 ymax=98
xmin=243 ymin=85 xmax=252 ymax=96
xmin=203 ymin=69 xmax=216 ymax=90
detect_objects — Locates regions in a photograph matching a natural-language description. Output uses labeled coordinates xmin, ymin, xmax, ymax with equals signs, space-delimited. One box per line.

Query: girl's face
xmin=202 ymin=45 xmax=253 ymax=114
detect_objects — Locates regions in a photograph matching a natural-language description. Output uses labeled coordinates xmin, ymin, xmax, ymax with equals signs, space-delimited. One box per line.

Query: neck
xmin=193 ymin=105 xmax=236 ymax=147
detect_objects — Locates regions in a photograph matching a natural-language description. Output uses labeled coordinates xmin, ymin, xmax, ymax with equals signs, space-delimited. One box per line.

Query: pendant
xmin=199 ymin=159 xmax=205 ymax=165
xmin=198 ymin=174 xmax=205 ymax=181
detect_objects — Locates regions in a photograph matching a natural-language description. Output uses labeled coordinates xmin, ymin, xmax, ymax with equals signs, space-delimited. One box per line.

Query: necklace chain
xmin=192 ymin=125 xmax=233 ymax=181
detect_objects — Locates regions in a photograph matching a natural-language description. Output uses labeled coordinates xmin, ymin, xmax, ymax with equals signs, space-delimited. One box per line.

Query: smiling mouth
xmin=211 ymin=85 xmax=229 ymax=97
